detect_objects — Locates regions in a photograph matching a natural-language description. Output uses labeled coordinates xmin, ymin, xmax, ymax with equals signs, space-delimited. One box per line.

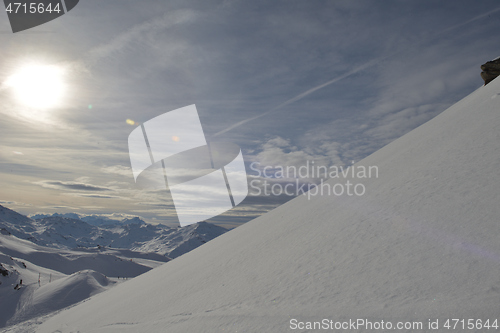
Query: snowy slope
xmin=0 ymin=233 xmax=161 ymax=277
xmin=2 ymin=270 xmax=112 ymax=328
xmin=0 ymin=255 xmax=67 ymax=328
xmin=0 ymin=206 xmax=32 ymax=226
xmin=132 ymin=222 xmax=229 ymax=258
xmin=9 ymin=79 xmax=500 ymax=332
xmin=0 ymin=232 xmax=168 ymax=328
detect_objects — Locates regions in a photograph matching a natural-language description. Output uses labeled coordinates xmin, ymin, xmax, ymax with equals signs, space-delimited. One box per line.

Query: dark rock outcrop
xmin=481 ymin=57 xmax=500 ymax=85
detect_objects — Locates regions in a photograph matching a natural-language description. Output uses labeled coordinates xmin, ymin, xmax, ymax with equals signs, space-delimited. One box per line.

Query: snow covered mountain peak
xmin=0 ymin=205 xmax=33 ymax=225
xmin=30 ymin=213 xmax=147 ymax=227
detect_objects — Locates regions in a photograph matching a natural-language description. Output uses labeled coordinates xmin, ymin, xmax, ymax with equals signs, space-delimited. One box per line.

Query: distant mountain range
xmin=30 ymin=213 xmax=147 ymax=227
xmin=0 ymin=205 xmax=228 ymax=259
xmin=0 ymin=204 xmax=229 ymax=328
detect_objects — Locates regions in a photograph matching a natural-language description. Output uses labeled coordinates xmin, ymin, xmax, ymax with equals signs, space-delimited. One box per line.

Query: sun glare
xmin=5 ymin=64 xmax=66 ymax=109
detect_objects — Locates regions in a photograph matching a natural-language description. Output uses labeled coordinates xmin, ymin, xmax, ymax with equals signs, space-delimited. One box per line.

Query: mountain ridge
xmin=0 ymin=206 xmax=227 ymax=258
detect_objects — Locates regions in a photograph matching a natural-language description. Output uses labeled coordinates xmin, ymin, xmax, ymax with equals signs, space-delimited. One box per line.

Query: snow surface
xmin=6 ymin=79 xmax=500 ymax=332
xmin=4 ymin=270 xmax=111 ymax=328
xmin=0 ymin=233 xmax=162 ymax=277
xmin=0 ymin=233 xmax=167 ymax=328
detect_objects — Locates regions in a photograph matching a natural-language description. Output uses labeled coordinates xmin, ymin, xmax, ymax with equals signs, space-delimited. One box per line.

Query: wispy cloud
xmin=213 ymin=5 xmax=500 ymax=139
xmin=84 ymin=9 xmax=198 ymax=66
xmin=66 ymin=193 xmax=121 ymax=199
xmin=101 ymin=165 xmax=132 ymax=177
xmin=212 ymin=56 xmax=387 ymax=138
xmin=0 ymin=200 xmax=32 ymax=206
xmin=34 ymin=180 xmax=112 ymax=192
xmin=436 ymin=6 xmax=500 ymax=37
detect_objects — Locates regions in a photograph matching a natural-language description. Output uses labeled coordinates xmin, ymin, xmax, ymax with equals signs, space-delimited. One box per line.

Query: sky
xmin=0 ymin=0 xmax=499 ymax=228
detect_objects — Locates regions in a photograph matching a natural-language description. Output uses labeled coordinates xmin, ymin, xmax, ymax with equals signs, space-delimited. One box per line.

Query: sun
xmin=5 ymin=63 xmax=66 ymax=109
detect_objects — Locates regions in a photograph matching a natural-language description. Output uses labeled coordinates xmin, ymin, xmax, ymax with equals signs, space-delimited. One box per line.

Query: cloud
xmin=66 ymin=193 xmax=121 ymax=199
xmin=84 ymin=9 xmax=198 ymax=66
xmin=101 ymin=165 xmax=132 ymax=177
xmin=136 ymin=202 xmax=171 ymax=208
xmin=212 ymin=56 xmax=388 ymax=138
xmin=0 ymin=163 xmax=71 ymax=177
xmin=365 ymin=104 xmax=447 ymax=142
xmin=0 ymin=200 xmax=32 ymax=206
xmin=435 ymin=6 xmax=500 ymax=37
xmin=39 ymin=205 xmax=81 ymax=210
xmin=250 ymin=136 xmax=345 ymax=178
xmin=80 ymin=206 xmax=105 ymax=210
xmin=254 ymin=137 xmax=327 ymax=168
xmin=34 ymin=180 xmax=112 ymax=192
xmin=209 ymin=2 xmax=497 ymax=140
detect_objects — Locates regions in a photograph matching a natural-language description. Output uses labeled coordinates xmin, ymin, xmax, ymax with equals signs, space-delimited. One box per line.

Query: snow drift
xmin=10 ymin=79 xmax=500 ymax=332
